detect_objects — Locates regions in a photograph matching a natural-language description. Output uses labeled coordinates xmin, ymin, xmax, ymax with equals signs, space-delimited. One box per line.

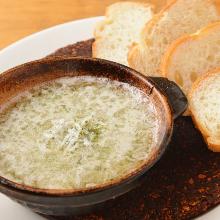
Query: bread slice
xmin=128 ymin=0 xmax=220 ymax=76
xmin=189 ymin=69 xmax=220 ymax=152
xmin=162 ymin=22 xmax=220 ymax=96
xmin=92 ymin=2 xmax=153 ymax=66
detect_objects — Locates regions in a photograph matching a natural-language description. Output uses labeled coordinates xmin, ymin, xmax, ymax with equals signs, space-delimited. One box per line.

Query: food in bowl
xmin=0 ymin=76 xmax=159 ymax=190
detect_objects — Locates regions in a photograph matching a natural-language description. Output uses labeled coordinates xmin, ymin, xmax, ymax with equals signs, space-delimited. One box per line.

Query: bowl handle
xmin=148 ymin=77 xmax=188 ymax=119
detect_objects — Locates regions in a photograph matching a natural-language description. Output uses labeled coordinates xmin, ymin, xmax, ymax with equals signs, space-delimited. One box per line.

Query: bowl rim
xmin=0 ymin=57 xmax=173 ymax=196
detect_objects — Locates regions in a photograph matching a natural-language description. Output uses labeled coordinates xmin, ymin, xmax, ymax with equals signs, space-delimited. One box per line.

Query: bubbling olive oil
xmin=0 ymin=76 xmax=158 ymax=189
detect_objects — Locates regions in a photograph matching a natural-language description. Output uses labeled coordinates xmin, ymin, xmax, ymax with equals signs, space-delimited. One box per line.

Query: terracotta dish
xmin=0 ymin=57 xmax=187 ymax=216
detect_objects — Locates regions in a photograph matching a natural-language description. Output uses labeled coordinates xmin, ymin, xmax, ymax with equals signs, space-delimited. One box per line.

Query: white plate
xmin=0 ymin=16 xmax=102 ymax=73
xmin=0 ymin=17 xmax=219 ymax=220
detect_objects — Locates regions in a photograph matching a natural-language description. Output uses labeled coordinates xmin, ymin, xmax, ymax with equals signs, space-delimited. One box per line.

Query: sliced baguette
xmin=128 ymin=0 xmax=220 ymax=76
xmin=92 ymin=2 xmax=153 ymax=66
xmin=162 ymin=22 xmax=220 ymax=96
xmin=189 ymin=69 xmax=220 ymax=152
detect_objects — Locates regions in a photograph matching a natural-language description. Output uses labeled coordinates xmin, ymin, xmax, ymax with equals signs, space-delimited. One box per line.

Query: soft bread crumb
xmin=128 ymin=0 xmax=220 ymax=76
xmin=162 ymin=22 xmax=220 ymax=97
xmin=93 ymin=2 xmax=153 ymax=66
xmin=189 ymin=69 xmax=220 ymax=152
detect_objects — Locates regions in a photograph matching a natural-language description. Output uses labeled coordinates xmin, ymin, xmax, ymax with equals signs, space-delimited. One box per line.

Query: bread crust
xmin=161 ymin=21 xmax=220 ymax=77
xmin=189 ymin=68 xmax=220 ymax=152
xmin=128 ymin=0 xmax=176 ymax=73
xmin=127 ymin=43 xmax=140 ymax=69
xmin=141 ymin=0 xmax=177 ymax=40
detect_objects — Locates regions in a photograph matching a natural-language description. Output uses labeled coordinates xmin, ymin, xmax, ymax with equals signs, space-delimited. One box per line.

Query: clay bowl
xmin=0 ymin=57 xmax=187 ymax=216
